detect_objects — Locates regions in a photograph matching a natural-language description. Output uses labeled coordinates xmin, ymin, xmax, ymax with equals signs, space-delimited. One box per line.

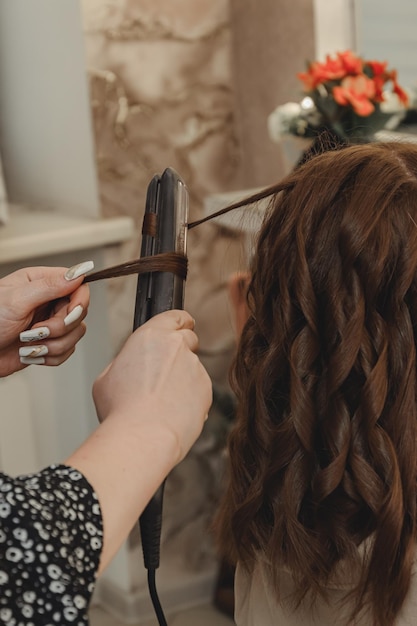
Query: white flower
xmin=300 ymin=96 xmax=315 ymax=111
xmin=380 ymin=90 xmax=408 ymax=129
xmin=380 ymin=89 xmax=406 ymax=113
xmin=268 ymin=102 xmax=302 ymax=141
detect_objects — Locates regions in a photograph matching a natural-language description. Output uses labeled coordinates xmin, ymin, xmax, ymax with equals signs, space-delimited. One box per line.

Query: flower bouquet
xmin=268 ymin=50 xmax=409 ymax=144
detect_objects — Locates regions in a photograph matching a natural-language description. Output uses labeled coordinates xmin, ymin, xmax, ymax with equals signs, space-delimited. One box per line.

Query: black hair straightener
xmin=133 ymin=167 xmax=189 ymax=626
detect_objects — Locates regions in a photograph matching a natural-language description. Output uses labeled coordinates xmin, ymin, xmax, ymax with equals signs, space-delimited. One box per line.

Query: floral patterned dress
xmin=0 ymin=465 xmax=103 ymax=625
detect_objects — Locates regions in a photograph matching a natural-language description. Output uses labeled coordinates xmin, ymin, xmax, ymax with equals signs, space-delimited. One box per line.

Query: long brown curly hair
xmin=215 ymin=141 xmax=417 ymax=625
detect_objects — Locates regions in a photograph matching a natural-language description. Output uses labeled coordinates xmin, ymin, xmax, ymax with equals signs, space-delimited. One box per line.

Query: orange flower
xmin=297 ymin=65 xmax=320 ymax=91
xmin=298 ymin=50 xmax=363 ymax=91
xmin=366 ymin=60 xmax=388 ymax=77
xmin=333 ymin=75 xmax=376 ymax=116
xmin=296 ymin=50 xmax=408 ymax=125
xmin=297 ymin=61 xmax=334 ymax=90
xmin=337 ymin=50 xmax=363 ymax=75
xmin=387 ymin=69 xmax=410 ymax=106
xmin=371 ymin=76 xmax=386 ymax=102
xmin=393 ymin=82 xmax=409 ymax=106
xmin=366 ymin=60 xmax=388 ymax=101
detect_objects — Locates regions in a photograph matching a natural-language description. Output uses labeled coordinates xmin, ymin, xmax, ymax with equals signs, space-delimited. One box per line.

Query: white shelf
xmin=0 ymin=205 xmax=134 ymax=265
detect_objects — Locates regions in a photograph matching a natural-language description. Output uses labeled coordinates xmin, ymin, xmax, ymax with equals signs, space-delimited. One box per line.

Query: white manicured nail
xmin=64 ymin=305 xmax=83 ymax=326
xmin=20 ymin=327 xmax=50 ymax=342
xmin=20 ymin=356 xmax=46 ymax=365
xmin=19 ymin=345 xmax=48 ymax=358
xmin=64 ymin=261 xmax=94 ymax=281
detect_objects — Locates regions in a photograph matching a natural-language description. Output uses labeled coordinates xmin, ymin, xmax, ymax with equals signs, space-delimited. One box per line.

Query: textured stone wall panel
xmin=81 ymin=0 xmax=242 ymax=360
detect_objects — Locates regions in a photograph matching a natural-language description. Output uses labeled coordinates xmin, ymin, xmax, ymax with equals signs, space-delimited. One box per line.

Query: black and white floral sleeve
xmin=0 ymin=464 xmax=103 ymax=626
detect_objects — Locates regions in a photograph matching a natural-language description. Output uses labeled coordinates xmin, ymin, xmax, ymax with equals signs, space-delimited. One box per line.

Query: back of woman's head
xmin=216 ymin=142 xmax=417 ymax=626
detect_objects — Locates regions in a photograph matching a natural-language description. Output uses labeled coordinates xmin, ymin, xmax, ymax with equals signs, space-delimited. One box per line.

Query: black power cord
xmin=140 ymin=483 xmax=168 ymax=625
xmin=147 ymin=568 xmax=168 ymax=626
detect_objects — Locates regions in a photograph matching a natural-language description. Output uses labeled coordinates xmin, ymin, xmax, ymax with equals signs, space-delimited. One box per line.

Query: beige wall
xmin=230 ymin=0 xmax=315 ymax=186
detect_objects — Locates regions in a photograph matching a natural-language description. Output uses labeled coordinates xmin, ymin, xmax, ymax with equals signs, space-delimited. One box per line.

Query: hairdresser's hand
xmin=0 ymin=262 xmax=93 ymax=377
xmin=93 ymin=310 xmax=213 ymax=464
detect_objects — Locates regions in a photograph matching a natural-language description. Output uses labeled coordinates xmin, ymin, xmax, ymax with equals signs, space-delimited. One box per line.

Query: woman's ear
xmin=228 ymin=272 xmax=251 ymax=339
